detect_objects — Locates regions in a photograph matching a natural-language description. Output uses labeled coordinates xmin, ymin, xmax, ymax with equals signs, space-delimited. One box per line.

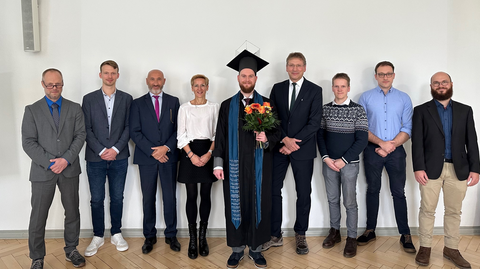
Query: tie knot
xmin=292 ymin=82 xmax=297 ymax=87
xmin=51 ymin=103 xmax=59 ymax=109
xmin=153 ymin=95 xmax=159 ymax=100
xmin=245 ymin=98 xmax=252 ymax=105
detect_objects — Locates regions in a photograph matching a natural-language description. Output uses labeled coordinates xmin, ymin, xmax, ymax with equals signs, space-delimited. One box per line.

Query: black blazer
xmin=129 ymin=92 xmax=180 ymax=165
xmin=412 ymin=99 xmax=480 ymax=180
xmin=82 ymin=89 xmax=133 ymax=162
xmin=269 ymin=78 xmax=323 ymax=160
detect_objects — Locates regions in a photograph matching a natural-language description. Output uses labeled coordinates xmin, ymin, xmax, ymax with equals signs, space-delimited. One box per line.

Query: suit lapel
xmin=57 ymin=99 xmax=70 ymax=136
xmin=40 ymin=100 xmax=57 ymax=133
xmin=111 ymin=90 xmax=121 ymax=121
xmin=426 ymin=99 xmax=445 ymax=136
xmin=290 ymin=80 xmax=308 ymax=114
xmin=159 ymin=93 xmax=169 ymax=124
xmin=451 ymin=100 xmax=459 ymax=137
xmin=143 ymin=93 xmax=158 ymax=123
xmin=95 ymin=89 xmax=108 ymax=119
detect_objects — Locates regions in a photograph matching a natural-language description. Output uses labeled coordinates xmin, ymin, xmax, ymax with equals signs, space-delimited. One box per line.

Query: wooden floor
xmin=1 ymin=235 xmax=479 ymax=268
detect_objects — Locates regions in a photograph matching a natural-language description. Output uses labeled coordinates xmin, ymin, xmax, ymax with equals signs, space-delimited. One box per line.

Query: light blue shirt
xmin=358 ymin=86 xmax=413 ymax=141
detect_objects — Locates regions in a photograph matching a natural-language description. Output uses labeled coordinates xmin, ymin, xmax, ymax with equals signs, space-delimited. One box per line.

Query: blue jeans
xmin=363 ymin=143 xmax=410 ymax=235
xmin=322 ymin=162 xmax=359 ymax=238
xmin=87 ymin=158 xmax=128 ymax=237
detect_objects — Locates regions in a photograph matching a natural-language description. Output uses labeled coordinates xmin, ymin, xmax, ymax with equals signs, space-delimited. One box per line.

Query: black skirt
xmin=178 ymin=139 xmax=218 ymax=184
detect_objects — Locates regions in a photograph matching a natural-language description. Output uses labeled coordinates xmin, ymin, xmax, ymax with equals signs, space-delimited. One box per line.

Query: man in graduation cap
xmin=213 ymin=50 xmax=281 ymax=269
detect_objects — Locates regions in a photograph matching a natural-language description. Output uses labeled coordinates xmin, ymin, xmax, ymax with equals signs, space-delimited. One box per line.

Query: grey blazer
xmin=82 ymin=89 xmax=132 ymax=162
xmin=22 ymin=97 xmax=86 ymax=181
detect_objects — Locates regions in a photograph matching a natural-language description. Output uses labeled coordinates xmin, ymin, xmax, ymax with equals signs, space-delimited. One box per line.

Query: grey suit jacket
xmin=22 ymin=97 xmax=86 ymax=181
xmin=82 ymin=89 xmax=132 ymax=162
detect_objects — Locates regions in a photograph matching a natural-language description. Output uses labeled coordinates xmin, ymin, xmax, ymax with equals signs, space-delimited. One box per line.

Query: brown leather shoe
xmin=322 ymin=228 xmax=341 ymax=249
xmin=295 ymin=233 xmax=309 ymax=255
xmin=415 ymin=246 xmax=431 ymax=266
xmin=343 ymin=237 xmax=357 ymax=258
xmin=443 ymin=247 xmax=471 ymax=269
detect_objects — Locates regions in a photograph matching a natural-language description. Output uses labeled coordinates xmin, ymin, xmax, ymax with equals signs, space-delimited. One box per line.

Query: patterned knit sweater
xmin=317 ymin=100 xmax=369 ymax=164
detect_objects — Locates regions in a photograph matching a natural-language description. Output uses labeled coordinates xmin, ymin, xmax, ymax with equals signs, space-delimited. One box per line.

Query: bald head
xmin=430 ymin=72 xmax=452 ymax=84
xmin=146 ymin=69 xmax=166 ymax=95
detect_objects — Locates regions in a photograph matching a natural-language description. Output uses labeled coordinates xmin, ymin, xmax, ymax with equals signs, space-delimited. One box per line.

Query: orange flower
xmin=245 ymin=106 xmax=253 ymax=114
xmin=258 ymin=106 xmax=266 ymax=114
xmin=250 ymin=103 xmax=261 ymax=110
xmin=263 ymin=102 xmax=271 ymax=108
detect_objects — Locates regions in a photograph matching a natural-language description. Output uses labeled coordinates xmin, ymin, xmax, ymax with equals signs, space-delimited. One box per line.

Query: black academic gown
xmin=213 ymin=91 xmax=281 ymax=249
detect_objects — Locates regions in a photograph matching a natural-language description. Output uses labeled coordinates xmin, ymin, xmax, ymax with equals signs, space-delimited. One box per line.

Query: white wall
xmin=1 ymin=0 xmax=480 ymax=234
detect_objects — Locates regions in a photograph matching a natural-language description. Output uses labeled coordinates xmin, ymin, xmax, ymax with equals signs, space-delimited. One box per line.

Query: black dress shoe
xmin=142 ymin=237 xmax=157 ymax=254
xmin=165 ymin=236 xmax=181 ymax=252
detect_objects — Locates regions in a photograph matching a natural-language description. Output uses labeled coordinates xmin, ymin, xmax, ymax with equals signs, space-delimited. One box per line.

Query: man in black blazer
xmin=22 ymin=68 xmax=86 ymax=268
xmin=82 ymin=60 xmax=132 ymax=257
xmin=412 ymin=72 xmax=480 ymax=268
xmin=265 ymin=52 xmax=323 ymax=254
xmin=130 ymin=69 xmax=181 ymax=254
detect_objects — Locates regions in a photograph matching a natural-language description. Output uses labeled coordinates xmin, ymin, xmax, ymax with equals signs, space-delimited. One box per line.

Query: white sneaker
xmin=111 ymin=233 xmax=129 ymax=252
xmin=85 ymin=236 xmax=104 ymax=256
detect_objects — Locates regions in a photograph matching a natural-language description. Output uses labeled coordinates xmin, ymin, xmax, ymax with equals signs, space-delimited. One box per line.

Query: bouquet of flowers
xmin=243 ymin=102 xmax=280 ymax=149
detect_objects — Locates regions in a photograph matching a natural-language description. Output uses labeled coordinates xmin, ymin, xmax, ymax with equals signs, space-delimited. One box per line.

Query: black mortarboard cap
xmin=226 ymin=49 xmax=269 ymax=74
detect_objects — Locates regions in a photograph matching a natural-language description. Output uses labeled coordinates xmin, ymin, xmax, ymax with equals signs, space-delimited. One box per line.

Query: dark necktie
xmin=245 ymin=98 xmax=252 ymax=106
xmin=290 ymin=82 xmax=297 ymax=110
xmin=51 ymin=103 xmax=59 ymax=130
xmin=153 ymin=96 xmax=160 ymax=122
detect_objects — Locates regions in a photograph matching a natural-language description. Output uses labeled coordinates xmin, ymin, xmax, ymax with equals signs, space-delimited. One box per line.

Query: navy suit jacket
xmin=130 ymin=92 xmax=180 ymax=165
xmin=412 ymin=99 xmax=480 ymax=180
xmin=269 ymin=78 xmax=323 ymax=160
xmin=82 ymin=89 xmax=133 ymax=162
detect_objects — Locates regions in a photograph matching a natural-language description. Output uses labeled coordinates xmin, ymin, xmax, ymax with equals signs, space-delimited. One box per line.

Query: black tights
xmin=185 ymin=182 xmax=213 ymax=224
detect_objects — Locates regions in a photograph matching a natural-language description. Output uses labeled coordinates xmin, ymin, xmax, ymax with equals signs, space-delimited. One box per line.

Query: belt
xmin=444 ymin=158 xmax=453 ymax=163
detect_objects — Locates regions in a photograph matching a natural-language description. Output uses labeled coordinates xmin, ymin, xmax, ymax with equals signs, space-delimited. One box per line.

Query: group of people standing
xmin=21 ymin=51 xmax=479 ymax=269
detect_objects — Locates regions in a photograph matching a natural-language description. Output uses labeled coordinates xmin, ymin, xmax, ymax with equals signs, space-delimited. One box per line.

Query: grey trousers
xmin=232 ymin=244 xmax=262 ymax=253
xmin=29 ymin=174 xmax=80 ymax=260
xmin=322 ymin=162 xmax=359 ymax=238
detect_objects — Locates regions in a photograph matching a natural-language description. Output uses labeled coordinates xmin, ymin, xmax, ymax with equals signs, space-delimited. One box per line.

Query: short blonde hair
xmin=190 ymin=74 xmax=209 ymax=86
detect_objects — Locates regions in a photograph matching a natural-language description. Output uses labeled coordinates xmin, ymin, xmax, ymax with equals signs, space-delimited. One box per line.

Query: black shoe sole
xmin=296 ymin=248 xmax=309 ymax=255
xmin=357 ymin=237 xmax=376 ymax=246
xmin=343 ymin=252 xmax=356 ymax=258
xmin=400 ymin=241 xmax=416 ymax=253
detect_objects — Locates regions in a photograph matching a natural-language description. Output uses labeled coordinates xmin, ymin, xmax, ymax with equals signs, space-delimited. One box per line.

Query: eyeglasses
xmin=431 ymin=80 xmax=451 ymax=87
xmin=287 ymin=64 xmax=305 ymax=69
xmin=376 ymin=73 xmax=394 ymax=78
xmin=42 ymin=81 xmax=64 ymax=89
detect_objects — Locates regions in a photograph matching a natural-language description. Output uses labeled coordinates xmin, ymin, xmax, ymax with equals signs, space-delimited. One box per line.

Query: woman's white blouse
xmin=177 ymin=101 xmax=220 ymax=149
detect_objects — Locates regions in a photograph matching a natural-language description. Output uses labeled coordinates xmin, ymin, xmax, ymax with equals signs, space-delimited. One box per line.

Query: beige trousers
xmin=418 ymin=163 xmax=467 ymax=248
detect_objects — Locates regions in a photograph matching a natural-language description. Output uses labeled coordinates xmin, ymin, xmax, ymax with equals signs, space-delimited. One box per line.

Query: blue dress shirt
xmin=358 ymin=86 xmax=413 ymax=141
xmin=435 ymin=99 xmax=452 ymax=159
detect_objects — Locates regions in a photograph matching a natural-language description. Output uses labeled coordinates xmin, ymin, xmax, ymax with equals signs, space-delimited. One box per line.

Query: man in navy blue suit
xmin=130 ymin=69 xmax=181 ymax=254
xmin=265 ymin=52 xmax=323 ymax=255
xmin=82 ymin=60 xmax=132 ymax=257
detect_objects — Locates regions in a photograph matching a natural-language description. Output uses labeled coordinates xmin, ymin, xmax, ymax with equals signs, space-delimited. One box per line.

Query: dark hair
xmin=332 ymin=73 xmax=350 ymax=86
xmin=374 ymin=61 xmax=394 ymax=74
xmin=286 ymin=52 xmax=306 ymax=66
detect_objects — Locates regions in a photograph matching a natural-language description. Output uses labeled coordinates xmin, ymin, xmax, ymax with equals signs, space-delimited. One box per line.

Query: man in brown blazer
xmin=22 ymin=68 xmax=86 ymax=269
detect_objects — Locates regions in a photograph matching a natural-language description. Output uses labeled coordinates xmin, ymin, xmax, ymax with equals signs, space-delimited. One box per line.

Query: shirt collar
xmin=376 ymin=85 xmax=395 ymax=94
xmin=434 ymin=99 xmax=452 ymax=109
xmin=290 ymin=77 xmax=304 ymax=88
xmin=102 ymin=88 xmax=117 ymax=97
xmin=44 ymin=96 xmax=63 ymax=107
xmin=333 ymin=97 xmax=350 ymax=106
xmin=149 ymin=91 xmax=163 ymax=98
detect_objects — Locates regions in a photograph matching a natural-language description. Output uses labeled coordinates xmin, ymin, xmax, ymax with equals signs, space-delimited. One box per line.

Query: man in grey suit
xmin=82 ymin=60 xmax=132 ymax=257
xmin=22 ymin=68 xmax=86 ymax=269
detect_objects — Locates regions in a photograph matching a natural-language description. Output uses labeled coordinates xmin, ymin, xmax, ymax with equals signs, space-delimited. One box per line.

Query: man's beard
xmin=239 ymin=83 xmax=255 ymax=94
xmin=149 ymin=85 xmax=163 ymax=95
xmin=431 ymin=85 xmax=453 ymax=101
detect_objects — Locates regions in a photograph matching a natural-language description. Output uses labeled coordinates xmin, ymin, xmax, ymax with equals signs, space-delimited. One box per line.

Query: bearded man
xmin=412 ymin=71 xmax=480 ymax=268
